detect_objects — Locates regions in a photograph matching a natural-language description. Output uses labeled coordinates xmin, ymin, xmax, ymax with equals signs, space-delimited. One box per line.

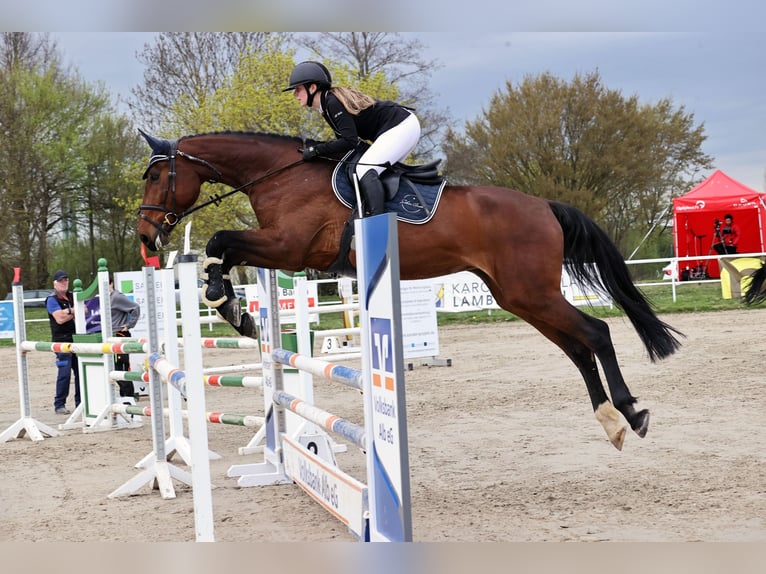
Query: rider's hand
xmin=301 ymin=146 xmax=318 ymax=161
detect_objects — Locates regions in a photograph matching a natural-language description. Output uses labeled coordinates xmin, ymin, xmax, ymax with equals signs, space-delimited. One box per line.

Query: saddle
xmin=332 ymin=143 xmax=446 ymax=223
xmin=326 ymin=143 xmax=447 ymax=276
xmin=344 ymin=144 xmax=444 ymax=202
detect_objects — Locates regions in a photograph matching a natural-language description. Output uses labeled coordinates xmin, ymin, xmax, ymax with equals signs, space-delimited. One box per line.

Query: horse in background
xmin=744 ymin=262 xmax=766 ymax=305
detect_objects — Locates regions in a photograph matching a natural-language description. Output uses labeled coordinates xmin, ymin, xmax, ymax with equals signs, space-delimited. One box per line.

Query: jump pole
xmin=355 ymin=213 xmax=412 ymax=542
xmin=134 ymin=265 xmax=196 ymax=468
xmin=108 ymin=265 xmax=193 ymax=501
xmin=0 ymin=268 xmax=62 ymax=442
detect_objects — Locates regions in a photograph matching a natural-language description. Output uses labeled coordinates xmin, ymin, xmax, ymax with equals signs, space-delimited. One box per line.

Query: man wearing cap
xmin=46 ymin=270 xmax=80 ymax=414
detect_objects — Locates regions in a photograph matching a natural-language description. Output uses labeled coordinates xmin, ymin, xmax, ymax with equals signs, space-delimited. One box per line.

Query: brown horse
xmin=137 ymin=130 xmax=682 ymax=450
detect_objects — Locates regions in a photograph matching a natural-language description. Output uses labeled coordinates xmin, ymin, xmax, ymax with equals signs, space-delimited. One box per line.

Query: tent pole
xmin=758 ymin=197 xmax=766 ymax=252
xmin=628 ymin=205 xmax=670 ymax=260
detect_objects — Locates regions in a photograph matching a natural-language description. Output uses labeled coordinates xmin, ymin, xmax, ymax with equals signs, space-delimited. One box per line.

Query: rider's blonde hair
xmin=330 ymin=86 xmax=376 ymax=115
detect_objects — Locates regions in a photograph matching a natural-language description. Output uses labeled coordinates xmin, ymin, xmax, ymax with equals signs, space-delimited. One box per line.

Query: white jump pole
xmin=0 ymin=269 xmax=61 ymax=442
xmin=108 ymin=265 xmax=193 ymax=500
xmin=176 ymin=252 xmax=215 ymax=542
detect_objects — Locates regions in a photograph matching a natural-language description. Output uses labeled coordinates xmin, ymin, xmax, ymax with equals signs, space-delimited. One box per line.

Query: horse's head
xmin=137 ymin=129 xmax=207 ymax=251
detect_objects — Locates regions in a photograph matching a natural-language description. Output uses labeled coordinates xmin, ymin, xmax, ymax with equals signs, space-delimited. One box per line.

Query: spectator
xmin=109 ymin=277 xmax=141 ymax=400
xmin=46 ymin=270 xmax=79 ymax=414
xmin=712 ymin=213 xmax=741 ymax=255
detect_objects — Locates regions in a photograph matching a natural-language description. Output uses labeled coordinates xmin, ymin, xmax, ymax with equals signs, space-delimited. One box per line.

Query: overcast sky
xmin=50 ymin=29 xmax=766 ymax=192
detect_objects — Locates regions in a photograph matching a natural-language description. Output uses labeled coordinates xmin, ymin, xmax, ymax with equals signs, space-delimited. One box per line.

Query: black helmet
xmin=283 ymin=61 xmax=332 ymax=92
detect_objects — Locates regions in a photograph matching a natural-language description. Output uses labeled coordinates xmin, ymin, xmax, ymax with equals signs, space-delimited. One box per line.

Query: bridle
xmin=138 ymin=139 xmax=303 ymax=234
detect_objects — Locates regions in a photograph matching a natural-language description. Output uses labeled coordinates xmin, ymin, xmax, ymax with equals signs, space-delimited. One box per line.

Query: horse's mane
xmin=179 ymin=131 xmax=302 ymax=145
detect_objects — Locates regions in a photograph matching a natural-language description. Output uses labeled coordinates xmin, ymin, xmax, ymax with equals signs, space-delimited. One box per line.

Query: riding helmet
xmin=283 ymin=61 xmax=332 ymax=92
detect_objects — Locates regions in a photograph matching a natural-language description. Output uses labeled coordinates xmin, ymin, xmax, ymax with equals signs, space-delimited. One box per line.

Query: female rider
xmin=284 ymin=60 xmax=421 ymax=217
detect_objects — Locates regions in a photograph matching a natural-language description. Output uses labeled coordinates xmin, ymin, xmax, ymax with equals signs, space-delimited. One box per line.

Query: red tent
xmin=672 ymin=170 xmax=766 ymax=279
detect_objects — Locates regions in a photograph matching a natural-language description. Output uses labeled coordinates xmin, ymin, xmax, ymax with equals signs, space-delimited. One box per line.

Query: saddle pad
xmin=331 ymin=151 xmax=446 ymax=224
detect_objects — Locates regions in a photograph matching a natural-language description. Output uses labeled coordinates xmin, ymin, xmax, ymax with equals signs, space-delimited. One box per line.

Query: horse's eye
xmin=149 ymin=172 xmax=160 ymax=182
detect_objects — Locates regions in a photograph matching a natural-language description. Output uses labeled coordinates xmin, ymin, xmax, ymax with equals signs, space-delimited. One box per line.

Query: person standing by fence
xmin=46 ymin=269 xmax=80 ymax=414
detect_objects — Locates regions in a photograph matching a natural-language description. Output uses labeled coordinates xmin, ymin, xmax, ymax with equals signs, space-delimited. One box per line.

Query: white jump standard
xmin=227 ymin=214 xmax=413 ymax=542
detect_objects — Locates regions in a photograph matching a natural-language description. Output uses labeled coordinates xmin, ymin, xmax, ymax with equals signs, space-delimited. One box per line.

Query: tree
xmin=129 ymin=32 xmax=289 ymax=133
xmin=442 ymin=70 xmax=713 ymax=252
xmin=0 ymin=33 xmax=145 ymax=288
xmin=74 ymin=113 xmax=147 ymax=274
xmin=152 ymin=45 xmax=403 ymax=260
xmin=298 ymin=32 xmax=450 ymax=161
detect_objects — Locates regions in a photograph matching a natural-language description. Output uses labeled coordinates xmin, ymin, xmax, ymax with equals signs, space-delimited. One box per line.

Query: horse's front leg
xmin=201 ymin=231 xmax=256 ymax=338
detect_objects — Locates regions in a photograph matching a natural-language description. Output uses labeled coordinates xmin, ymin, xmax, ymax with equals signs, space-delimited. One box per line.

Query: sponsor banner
xmin=431 ymin=269 xmax=611 ymax=311
xmin=400 ymin=279 xmax=440 ymax=358
xmin=0 ymin=300 xmax=15 ymax=339
xmin=282 ymin=435 xmax=367 ymax=539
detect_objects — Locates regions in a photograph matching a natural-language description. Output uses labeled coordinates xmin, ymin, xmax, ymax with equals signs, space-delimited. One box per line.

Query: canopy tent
xmin=672 ymin=169 xmax=766 ymax=279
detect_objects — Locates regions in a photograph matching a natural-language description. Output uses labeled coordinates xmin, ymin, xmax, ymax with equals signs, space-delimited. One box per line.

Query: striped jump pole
xmin=112 ymin=371 xmax=263 ymax=389
xmin=20 ymin=340 xmax=150 ymax=355
xmin=202 ymin=363 xmax=262 ymax=375
xmin=111 ymin=404 xmax=264 ymax=428
xmin=271 ymin=348 xmax=363 ymax=391
xmin=177 ymin=337 xmax=260 ymax=349
xmin=272 ymin=390 xmax=366 ymax=449
xmin=199 ymin=337 xmax=260 ymax=349
xmin=148 ymin=352 xmax=188 ymax=399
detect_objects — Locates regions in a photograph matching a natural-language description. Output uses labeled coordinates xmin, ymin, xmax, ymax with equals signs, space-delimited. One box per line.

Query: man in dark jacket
xmin=46 ymin=269 xmax=80 ymax=414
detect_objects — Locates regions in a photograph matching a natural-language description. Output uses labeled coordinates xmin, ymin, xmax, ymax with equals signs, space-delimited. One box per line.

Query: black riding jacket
xmin=314 ymin=90 xmax=412 ymax=158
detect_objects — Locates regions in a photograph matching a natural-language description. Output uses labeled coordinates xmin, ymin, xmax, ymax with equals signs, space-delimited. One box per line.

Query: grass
xmin=3 ymin=282 xmax=756 ymax=348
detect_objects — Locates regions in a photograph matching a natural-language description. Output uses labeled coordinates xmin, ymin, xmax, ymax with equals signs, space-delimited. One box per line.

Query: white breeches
xmin=355 ymin=112 xmax=421 ymax=181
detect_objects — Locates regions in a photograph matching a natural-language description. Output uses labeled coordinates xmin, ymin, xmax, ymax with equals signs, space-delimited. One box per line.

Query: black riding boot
xmin=358 ymin=170 xmax=385 ymax=217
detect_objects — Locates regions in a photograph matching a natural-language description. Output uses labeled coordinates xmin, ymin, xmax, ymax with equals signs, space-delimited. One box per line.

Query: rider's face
xmin=293 ymin=84 xmax=316 ymax=108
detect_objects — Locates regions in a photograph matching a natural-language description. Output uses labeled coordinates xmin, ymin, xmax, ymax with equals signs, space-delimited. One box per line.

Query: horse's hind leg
xmin=505 ymin=286 xmax=652 ymax=449
xmin=579 ymin=312 xmax=650 ymax=438
xmin=527 ymin=316 xmax=629 ymax=449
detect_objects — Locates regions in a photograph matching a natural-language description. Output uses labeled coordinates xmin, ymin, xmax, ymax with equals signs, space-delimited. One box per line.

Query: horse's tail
xmin=549 ymin=201 xmax=683 ymax=361
xmin=743 ymin=261 xmax=766 ymax=305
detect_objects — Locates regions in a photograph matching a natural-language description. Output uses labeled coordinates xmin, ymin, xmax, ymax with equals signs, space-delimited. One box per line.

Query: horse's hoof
xmin=609 ymin=426 xmax=626 ymax=451
xmin=595 ymin=401 xmax=627 ymax=451
xmin=234 ymin=313 xmax=258 ymax=339
xmin=216 ymin=297 xmax=242 ymax=328
xmin=631 ymin=409 xmax=650 ymax=438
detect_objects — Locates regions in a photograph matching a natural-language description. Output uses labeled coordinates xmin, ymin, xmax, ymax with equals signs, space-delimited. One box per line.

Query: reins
xmin=181 ymin=158 xmax=302 ymax=218
xmin=139 ymin=136 xmax=392 ymax=235
xmin=138 ymin=141 xmax=304 ymax=230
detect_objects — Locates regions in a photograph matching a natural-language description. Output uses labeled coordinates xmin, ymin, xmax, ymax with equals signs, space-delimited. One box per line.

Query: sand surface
xmin=1 ymin=309 xmax=764 ymax=542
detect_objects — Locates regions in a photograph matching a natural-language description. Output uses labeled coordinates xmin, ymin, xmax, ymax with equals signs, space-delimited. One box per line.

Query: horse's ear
xmin=138 ymin=128 xmax=169 ymax=155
